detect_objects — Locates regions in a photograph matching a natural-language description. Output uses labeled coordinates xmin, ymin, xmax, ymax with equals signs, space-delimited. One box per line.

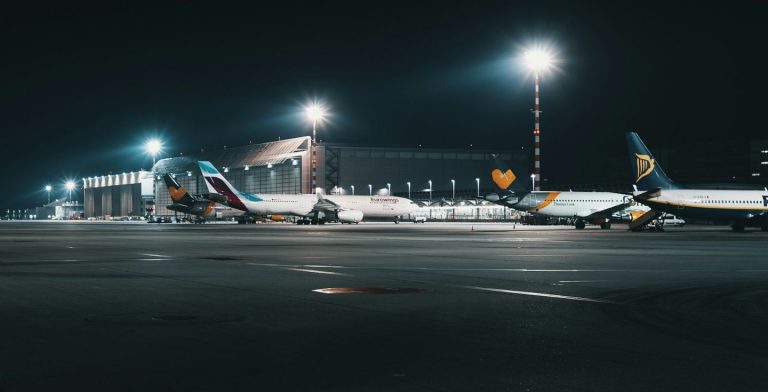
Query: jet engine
xmin=336 ymin=210 xmax=364 ymax=223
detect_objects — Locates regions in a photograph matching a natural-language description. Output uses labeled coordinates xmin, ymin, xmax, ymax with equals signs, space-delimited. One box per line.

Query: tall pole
xmin=152 ymin=155 xmax=156 ymax=219
xmin=311 ymin=119 xmax=317 ymax=194
xmin=475 ymin=178 xmax=479 ymax=197
xmin=533 ymin=71 xmax=542 ymax=191
xmin=407 ymin=182 xmax=411 ymax=200
xmin=451 ymin=179 xmax=455 ymax=201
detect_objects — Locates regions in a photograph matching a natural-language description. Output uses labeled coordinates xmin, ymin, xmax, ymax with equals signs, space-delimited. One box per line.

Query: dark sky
xmin=2 ymin=1 xmax=766 ymax=209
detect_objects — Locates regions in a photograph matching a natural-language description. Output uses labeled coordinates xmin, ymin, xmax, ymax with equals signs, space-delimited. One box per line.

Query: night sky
xmin=2 ymin=1 xmax=766 ymax=209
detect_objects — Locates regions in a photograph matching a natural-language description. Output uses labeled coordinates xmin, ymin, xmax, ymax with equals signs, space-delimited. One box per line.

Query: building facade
xmin=81 ymin=136 xmax=526 ymax=219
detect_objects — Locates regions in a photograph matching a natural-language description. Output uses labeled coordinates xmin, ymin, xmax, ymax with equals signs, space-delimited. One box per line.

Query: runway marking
xmin=285 ymin=268 xmax=349 ymax=276
xmin=458 ymin=285 xmax=614 ymax=304
xmin=559 ymin=280 xmax=610 ymax=283
xmin=297 ymin=256 xmax=334 ymax=259
xmin=142 ymin=253 xmax=171 ymax=258
xmin=135 ymin=258 xmax=171 ymax=261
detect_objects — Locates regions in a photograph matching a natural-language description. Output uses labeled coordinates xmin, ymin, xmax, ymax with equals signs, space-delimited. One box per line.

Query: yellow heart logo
xmin=491 ymin=168 xmax=516 ymax=190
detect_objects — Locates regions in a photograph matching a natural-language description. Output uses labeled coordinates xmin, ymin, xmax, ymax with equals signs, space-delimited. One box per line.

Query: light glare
xmin=146 ymin=139 xmax=162 ymax=156
xmin=305 ymin=103 xmax=326 ymax=122
xmin=524 ymin=49 xmax=554 ymax=72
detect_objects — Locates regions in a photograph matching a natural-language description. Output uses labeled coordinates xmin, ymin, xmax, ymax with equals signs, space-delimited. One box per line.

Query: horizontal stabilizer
xmin=199 ymin=193 xmax=229 ymax=204
xmin=629 ymin=210 xmax=663 ymax=231
xmin=633 ymin=188 xmax=662 ymax=201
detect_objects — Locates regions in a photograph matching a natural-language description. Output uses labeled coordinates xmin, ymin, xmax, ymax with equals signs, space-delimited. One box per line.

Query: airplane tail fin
xmin=197 ymin=161 xmax=248 ymax=210
xmin=489 ymin=154 xmax=530 ymax=194
xmin=163 ymin=174 xmax=196 ymax=206
xmin=626 ymin=132 xmax=680 ymax=190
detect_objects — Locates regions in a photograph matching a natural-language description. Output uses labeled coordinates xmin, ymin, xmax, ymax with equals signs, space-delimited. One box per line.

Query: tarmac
xmin=0 ymin=221 xmax=767 ymax=391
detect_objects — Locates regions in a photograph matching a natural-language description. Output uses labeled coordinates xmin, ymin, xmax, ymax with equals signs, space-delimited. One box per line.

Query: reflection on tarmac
xmin=0 ymin=221 xmax=766 ymax=391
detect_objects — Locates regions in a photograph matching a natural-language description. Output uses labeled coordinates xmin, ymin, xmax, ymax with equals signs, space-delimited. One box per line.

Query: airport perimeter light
xmin=522 ymin=46 xmax=556 ymax=191
xmin=45 ymin=185 xmax=52 ymax=204
xmin=305 ymin=103 xmax=327 ymax=144
xmin=65 ymin=181 xmax=76 ymax=207
xmin=305 ymin=102 xmax=327 ymax=194
xmin=145 ymin=139 xmax=163 ymax=165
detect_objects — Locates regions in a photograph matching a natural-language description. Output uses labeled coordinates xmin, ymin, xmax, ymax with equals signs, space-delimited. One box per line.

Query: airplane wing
xmin=576 ymin=201 xmax=635 ymax=220
xmin=312 ymin=194 xmax=343 ymax=212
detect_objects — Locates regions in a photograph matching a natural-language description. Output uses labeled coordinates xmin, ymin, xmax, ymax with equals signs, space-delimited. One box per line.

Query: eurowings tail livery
xmin=163 ymin=174 xmax=243 ymax=220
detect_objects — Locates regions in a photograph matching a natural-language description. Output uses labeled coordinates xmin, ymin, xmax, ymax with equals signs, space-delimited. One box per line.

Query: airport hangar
xmin=82 ymin=136 xmax=526 ymax=219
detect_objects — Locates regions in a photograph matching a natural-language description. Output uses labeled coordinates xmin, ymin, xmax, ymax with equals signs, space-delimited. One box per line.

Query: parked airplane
xmin=484 ymin=155 xmax=634 ymax=229
xmin=163 ymin=174 xmax=244 ymax=222
xmin=197 ymin=161 xmax=420 ymax=224
xmin=627 ymin=132 xmax=768 ymax=232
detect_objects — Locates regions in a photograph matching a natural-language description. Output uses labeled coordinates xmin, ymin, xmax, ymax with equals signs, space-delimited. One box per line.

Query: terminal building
xmin=82 ymin=136 xmax=526 ymax=219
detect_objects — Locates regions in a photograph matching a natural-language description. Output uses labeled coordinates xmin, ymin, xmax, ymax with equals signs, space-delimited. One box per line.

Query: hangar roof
xmin=154 ymin=136 xmax=310 ymax=174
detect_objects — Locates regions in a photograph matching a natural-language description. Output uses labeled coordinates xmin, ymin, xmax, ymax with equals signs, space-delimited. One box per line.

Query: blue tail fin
xmin=626 ymin=132 xmax=680 ymax=190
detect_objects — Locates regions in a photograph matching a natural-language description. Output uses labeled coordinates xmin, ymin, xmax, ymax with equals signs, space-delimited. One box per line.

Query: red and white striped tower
xmin=533 ymin=71 xmax=541 ymax=191
xmin=305 ymin=103 xmax=326 ymax=194
xmin=311 ymin=119 xmax=317 ymax=194
xmin=524 ymin=47 xmax=552 ymax=191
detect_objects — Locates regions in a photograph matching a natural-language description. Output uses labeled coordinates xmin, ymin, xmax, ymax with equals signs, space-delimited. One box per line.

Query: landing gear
xmin=394 ymin=218 xmax=400 ymax=224
xmin=575 ymin=220 xmax=586 ymax=230
xmin=731 ymin=224 xmax=745 ymax=233
xmin=600 ymin=222 xmax=612 ymax=230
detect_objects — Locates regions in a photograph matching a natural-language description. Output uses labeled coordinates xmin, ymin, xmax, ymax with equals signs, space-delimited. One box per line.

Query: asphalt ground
xmin=0 ymin=221 xmax=767 ymax=391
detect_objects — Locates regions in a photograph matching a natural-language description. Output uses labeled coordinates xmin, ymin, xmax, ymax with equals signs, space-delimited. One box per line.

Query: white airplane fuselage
xmin=235 ymin=192 xmax=419 ymax=218
xmin=322 ymin=195 xmax=420 ymax=218
xmin=634 ymin=189 xmax=768 ymax=223
xmin=508 ymin=191 xmax=632 ymax=219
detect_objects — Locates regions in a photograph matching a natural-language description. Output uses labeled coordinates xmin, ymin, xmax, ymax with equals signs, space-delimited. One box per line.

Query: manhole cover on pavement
xmin=85 ymin=312 xmax=245 ymax=325
xmin=313 ymin=287 xmax=426 ymax=295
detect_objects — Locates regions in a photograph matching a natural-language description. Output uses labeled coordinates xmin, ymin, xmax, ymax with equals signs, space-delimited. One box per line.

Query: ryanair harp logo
xmin=492 ymin=168 xmax=516 ymax=190
xmin=635 ymin=153 xmax=655 ymax=183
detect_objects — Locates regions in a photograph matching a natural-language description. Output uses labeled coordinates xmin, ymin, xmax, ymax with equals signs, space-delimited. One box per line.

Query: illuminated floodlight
xmin=523 ymin=48 xmax=554 ymax=73
xmin=305 ymin=103 xmax=327 ymax=123
xmin=145 ymin=139 xmax=163 ymax=157
xmin=65 ymin=181 xmax=76 ymax=191
xmin=45 ymin=185 xmax=52 ymax=192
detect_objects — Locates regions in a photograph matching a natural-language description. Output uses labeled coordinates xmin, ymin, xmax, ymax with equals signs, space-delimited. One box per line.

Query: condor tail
xmin=489 ymin=154 xmax=530 ymax=195
xmin=163 ymin=174 xmax=196 ymax=206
